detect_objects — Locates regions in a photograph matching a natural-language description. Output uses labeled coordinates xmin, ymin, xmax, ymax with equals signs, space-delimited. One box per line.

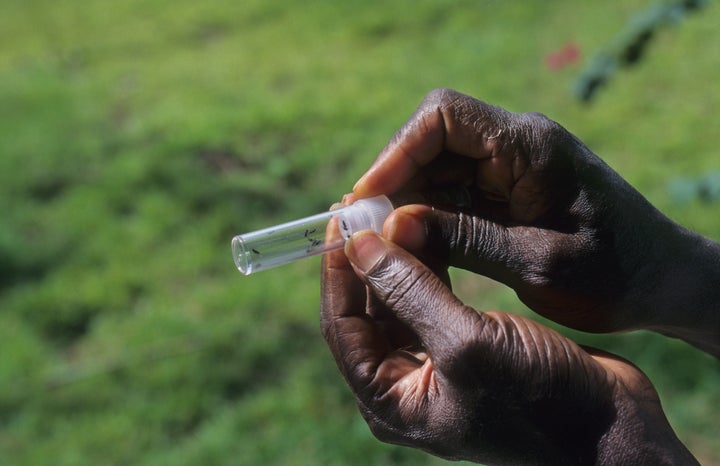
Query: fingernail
xmin=341 ymin=193 xmax=357 ymax=205
xmin=346 ymin=231 xmax=387 ymax=273
xmin=352 ymin=177 xmax=364 ymax=193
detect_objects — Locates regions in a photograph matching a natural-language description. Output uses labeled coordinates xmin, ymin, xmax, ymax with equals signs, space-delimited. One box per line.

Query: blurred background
xmin=1 ymin=0 xmax=718 ymax=464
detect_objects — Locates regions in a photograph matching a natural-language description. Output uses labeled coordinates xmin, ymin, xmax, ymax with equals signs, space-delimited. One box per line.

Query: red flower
xmin=545 ymin=42 xmax=581 ymax=71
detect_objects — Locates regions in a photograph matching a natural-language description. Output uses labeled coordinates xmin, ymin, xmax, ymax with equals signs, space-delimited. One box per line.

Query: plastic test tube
xmin=232 ymin=195 xmax=394 ymax=275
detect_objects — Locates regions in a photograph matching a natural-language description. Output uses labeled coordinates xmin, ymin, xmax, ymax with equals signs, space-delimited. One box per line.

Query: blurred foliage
xmin=0 ymin=0 xmax=718 ymax=465
xmin=573 ymin=0 xmax=708 ymax=101
xmin=670 ymin=170 xmax=720 ymax=203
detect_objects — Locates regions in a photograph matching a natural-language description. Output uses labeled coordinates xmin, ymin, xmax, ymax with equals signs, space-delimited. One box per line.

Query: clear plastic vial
xmin=232 ymin=195 xmax=394 ymax=275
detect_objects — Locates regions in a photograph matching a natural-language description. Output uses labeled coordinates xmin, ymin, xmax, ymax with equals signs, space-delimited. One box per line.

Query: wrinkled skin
xmin=321 ymin=231 xmax=697 ymax=465
xmin=352 ymin=89 xmax=720 ymax=354
xmin=319 ymin=89 xmax=719 ymax=464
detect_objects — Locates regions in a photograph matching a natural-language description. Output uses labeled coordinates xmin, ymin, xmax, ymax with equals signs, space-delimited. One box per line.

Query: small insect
xmin=304 ymin=228 xmax=317 ymax=237
xmin=305 ymin=239 xmax=322 ymax=253
xmin=252 ymin=248 xmax=261 ymax=255
xmin=341 ymin=219 xmax=348 ymax=230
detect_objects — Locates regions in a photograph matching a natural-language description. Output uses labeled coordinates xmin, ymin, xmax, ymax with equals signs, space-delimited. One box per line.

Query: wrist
xmin=641 ymin=224 xmax=720 ymax=357
xmin=597 ymin=383 xmax=699 ymax=465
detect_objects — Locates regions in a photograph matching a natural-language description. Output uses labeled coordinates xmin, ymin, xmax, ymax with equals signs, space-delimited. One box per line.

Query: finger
xmin=357 ymin=206 xmax=453 ymax=351
xmin=383 ymin=206 xmax=432 ymax=256
xmin=383 ymin=205 xmax=453 ymax=287
xmin=345 ymin=231 xmax=484 ymax=372
xmin=320 ymin=222 xmax=390 ymax=389
xmin=365 ymin=207 xmax=453 ymax=349
xmin=353 ymin=88 xmax=512 ymax=198
xmin=383 ymin=204 xmax=517 ymax=281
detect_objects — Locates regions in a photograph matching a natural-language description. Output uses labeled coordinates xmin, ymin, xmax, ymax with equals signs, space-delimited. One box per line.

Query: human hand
xmin=353 ymin=89 xmax=720 ymax=354
xmin=321 ymin=229 xmax=698 ymax=465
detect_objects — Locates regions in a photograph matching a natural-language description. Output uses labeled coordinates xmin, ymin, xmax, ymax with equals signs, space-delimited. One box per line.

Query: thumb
xmin=345 ymin=230 xmax=483 ymax=370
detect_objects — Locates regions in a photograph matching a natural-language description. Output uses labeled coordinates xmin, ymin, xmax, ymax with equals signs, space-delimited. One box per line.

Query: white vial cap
xmin=339 ymin=195 xmax=394 ymax=239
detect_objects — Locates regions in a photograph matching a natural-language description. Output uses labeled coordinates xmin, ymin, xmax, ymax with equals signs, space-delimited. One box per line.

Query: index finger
xmin=353 ymin=88 xmax=512 ymax=198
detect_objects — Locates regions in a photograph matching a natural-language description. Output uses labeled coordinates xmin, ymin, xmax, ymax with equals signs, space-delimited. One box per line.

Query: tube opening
xmin=232 ymin=236 xmax=253 ymax=275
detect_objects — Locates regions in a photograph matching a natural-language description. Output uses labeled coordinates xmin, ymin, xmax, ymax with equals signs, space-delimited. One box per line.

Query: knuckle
xmin=319 ymin=314 xmax=332 ymax=340
xmin=447 ymin=212 xmax=508 ymax=265
xmin=367 ymin=258 xmax=432 ymax=311
xmin=517 ymin=111 xmax=572 ymax=152
xmin=421 ymin=88 xmax=473 ymax=121
xmin=388 ymin=267 xmax=433 ymax=310
xmin=518 ymin=110 xmax=555 ymax=130
xmin=423 ymin=87 xmax=460 ymax=107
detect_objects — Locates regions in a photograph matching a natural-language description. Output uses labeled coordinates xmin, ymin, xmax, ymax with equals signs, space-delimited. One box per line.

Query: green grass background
xmin=1 ymin=0 xmax=718 ymax=464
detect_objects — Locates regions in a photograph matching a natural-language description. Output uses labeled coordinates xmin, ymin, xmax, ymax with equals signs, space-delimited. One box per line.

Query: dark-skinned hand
xmin=320 ymin=227 xmax=698 ymax=465
xmin=353 ymin=89 xmax=720 ymax=356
